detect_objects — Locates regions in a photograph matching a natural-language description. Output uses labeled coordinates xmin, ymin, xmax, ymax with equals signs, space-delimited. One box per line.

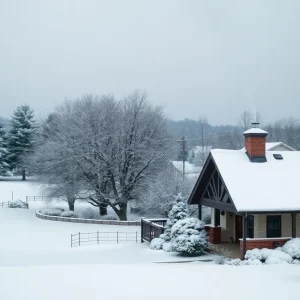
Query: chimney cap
xmin=243 ymin=127 xmax=268 ymax=137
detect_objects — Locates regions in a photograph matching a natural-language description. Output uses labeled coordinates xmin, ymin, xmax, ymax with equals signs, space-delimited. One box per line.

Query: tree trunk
xmin=22 ymin=169 xmax=26 ymax=181
xmin=68 ymin=200 xmax=75 ymax=211
xmin=99 ymin=205 xmax=108 ymax=216
xmin=116 ymin=203 xmax=127 ymax=221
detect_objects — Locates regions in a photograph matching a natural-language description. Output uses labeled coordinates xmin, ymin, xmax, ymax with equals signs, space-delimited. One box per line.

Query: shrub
xmin=80 ymin=207 xmax=99 ymax=220
xmin=244 ymin=248 xmax=273 ymax=262
xmin=161 ymin=193 xmax=189 ymax=242
xmin=60 ymin=211 xmax=79 ymax=218
xmin=171 ymin=218 xmax=208 ymax=256
xmin=162 ymin=242 xmax=173 ymax=252
xmin=52 ymin=207 xmax=65 ymax=212
xmin=282 ymin=238 xmax=300 ymax=259
xmin=8 ymin=200 xmax=27 ymax=209
xmin=150 ymin=238 xmax=165 ymax=250
xmin=265 ymin=251 xmax=292 ymax=265
xmin=40 ymin=208 xmax=62 ymax=216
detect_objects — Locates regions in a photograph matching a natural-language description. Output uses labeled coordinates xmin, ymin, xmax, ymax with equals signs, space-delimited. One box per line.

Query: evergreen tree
xmin=160 ymin=193 xmax=189 ymax=242
xmin=8 ymin=105 xmax=37 ymax=180
xmin=0 ymin=122 xmax=9 ymax=175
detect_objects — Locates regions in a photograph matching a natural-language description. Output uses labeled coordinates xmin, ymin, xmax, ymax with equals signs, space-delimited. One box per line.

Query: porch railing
xmin=141 ymin=218 xmax=167 ymax=243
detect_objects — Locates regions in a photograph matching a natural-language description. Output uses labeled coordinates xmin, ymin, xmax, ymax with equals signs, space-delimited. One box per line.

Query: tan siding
xmin=254 ymin=215 xmax=266 ymax=238
xmin=254 ymin=213 xmax=300 ymax=238
xmin=211 ymin=208 xmax=215 ymax=226
xmin=221 ymin=212 xmax=235 ymax=242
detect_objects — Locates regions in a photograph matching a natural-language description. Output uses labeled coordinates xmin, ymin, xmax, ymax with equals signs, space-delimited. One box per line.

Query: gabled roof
xmin=189 ymin=149 xmax=300 ymax=212
xmin=265 ymin=142 xmax=296 ymax=151
xmin=241 ymin=142 xmax=296 ymax=152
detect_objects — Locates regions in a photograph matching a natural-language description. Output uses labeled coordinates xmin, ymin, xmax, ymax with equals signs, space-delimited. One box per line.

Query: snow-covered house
xmin=241 ymin=141 xmax=295 ymax=152
xmin=188 ymin=126 xmax=300 ymax=258
xmin=169 ymin=161 xmax=202 ymax=180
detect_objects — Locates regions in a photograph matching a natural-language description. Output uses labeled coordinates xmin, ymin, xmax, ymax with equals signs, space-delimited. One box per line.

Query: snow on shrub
xmin=244 ymin=248 xmax=273 ymax=262
xmin=60 ymin=211 xmax=79 ymax=218
xmin=80 ymin=207 xmax=99 ymax=220
xmin=292 ymin=259 xmax=300 ymax=264
xmin=171 ymin=217 xmax=208 ymax=256
xmin=265 ymin=250 xmax=292 ymax=265
xmin=8 ymin=200 xmax=27 ymax=209
xmin=150 ymin=238 xmax=165 ymax=250
xmin=282 ymin=238 xmax=300 ymax=259
xmin=162 ymin=242 xmax=173 ymax=252
xmin=40 ymin=208 xmax=62 ymax=216
xmin=161 ymin=193 xmax=189 ymax=242
xmin=52 ymin=207 xmax=65 ymax=212
xmin=241 ymin=259 xmax=263 ymax=266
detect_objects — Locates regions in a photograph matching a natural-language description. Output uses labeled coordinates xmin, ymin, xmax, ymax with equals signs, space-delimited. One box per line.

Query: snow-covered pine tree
xmin=8 ymin=105 xmax=38 ymax=180
xmin=160 ymin=193 xmax=189 ymax=242
xmin=0 ymin=122 xmax=9 ymax=175
xmin=171 ymin=217 xmax=208 ymax=256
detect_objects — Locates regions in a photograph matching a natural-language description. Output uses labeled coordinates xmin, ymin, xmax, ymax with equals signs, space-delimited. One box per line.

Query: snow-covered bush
xmin=150 ymin=238 xmax=165 ymax=250
xmin=292 ymin=259 xmax=300 ymax=264
xmin=162 ymin=242 xmax=173 ymax=252
xmin=52 ymin=207 xmax=65 ymax=212
xmin=265 ymin=250 xmax=292 ymax=265
xmin=171 ymin=218 xmax=208 ymax=256
xmin=245 ymin=248 xmax=273 ymax=262
xmin=282 ymin=238 xmax=300 ymax=259
xmin=80 ymin=207 xmax=99 ymax=220
xmin=161 ymin=193 xmax=189 ymax=242
xmin=60 ymin=211 xmax=79 ymax=218
xmin=241 ymin=259 xmax=263 ymax=266
xmin=213 ymin=255 xmax=226 ymax=265
xmin=8 ymin=200 xmax=27 ymax=209
xmin=40 ymin=208 xmax=62 ymax=217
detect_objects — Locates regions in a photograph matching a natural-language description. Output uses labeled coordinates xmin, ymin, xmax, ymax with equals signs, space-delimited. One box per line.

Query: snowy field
xmin=0 ymin=179 xmax=300 ymax=300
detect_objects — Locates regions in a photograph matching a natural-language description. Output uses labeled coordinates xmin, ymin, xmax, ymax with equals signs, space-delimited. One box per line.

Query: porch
xmin=203 ymin=208 xmax=299 ymax=258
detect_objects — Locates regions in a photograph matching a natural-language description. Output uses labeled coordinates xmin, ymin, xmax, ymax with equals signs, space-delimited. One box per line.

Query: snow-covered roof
xmin=211 ymin=149 xmax=300 ymax=212
xmin=171 ymin=161 xmax=202 ymax=175
xmin=265 ymin=142 xmax=296 ymax=151
xmin=243 ymin=128 xmax=268 ymax=135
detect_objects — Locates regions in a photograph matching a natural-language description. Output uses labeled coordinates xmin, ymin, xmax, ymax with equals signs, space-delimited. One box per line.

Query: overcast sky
xmin=1 ymin=0 xmax=300 ymax=125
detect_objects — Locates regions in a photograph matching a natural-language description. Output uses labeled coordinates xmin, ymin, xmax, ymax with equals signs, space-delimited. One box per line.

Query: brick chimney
xmin=243 ymin=123 xmax=268 ymax=163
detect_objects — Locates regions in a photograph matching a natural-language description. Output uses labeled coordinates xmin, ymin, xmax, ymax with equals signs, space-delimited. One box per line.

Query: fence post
xmin=117 ymin=231 xmax=118 ymax=243
xmin=97 ymin=231 xmax=99 ymax=244
xmin=79 ymin=232 xmax=80 ymax=246
xmin=141 ymin=219 xmax=143 ymax=243
xmin=71 ymin=234 xmax=72 ymax=248
xmin=136 ymin=231 xmax=137 ymax=243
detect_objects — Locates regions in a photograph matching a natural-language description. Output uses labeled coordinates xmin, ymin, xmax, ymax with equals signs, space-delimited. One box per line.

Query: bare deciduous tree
xmin=32 ymin=91 xmax=171 ymax=220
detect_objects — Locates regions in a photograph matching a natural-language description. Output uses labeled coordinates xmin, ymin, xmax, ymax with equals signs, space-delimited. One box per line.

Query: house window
xmin=266 ymin=215 xmax=281 ymax=238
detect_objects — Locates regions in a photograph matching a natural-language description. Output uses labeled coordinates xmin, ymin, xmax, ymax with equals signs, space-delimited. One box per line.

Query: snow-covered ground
xmin=0 ymin=179 xmax=300 ymax=300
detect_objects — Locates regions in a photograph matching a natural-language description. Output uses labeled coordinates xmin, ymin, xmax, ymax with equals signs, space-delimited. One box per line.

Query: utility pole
xmin=177 ymin=137 xmax=187 ymax=181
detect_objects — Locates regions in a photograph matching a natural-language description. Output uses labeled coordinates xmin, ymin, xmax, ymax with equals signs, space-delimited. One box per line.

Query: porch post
xmin=198 ymin=204 xmax=202 ymax=220
xmin=291 ymin=213 xmax=297 ymax=238
xmin=242 ymin=214 xmax=248 ymax=259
